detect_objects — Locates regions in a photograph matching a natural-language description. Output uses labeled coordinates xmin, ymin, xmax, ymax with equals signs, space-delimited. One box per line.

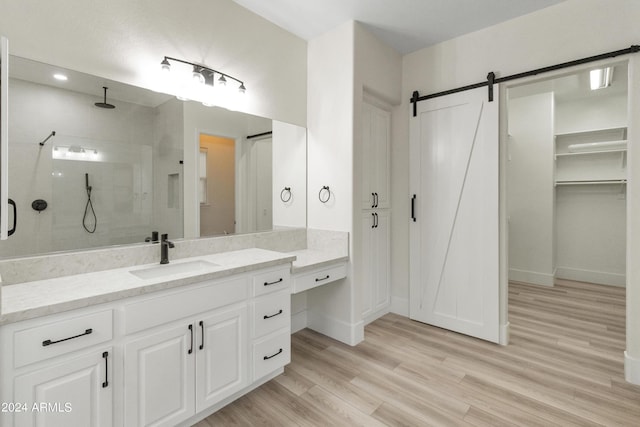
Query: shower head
xmin=95 ymin=86 xmax=115 ymax=109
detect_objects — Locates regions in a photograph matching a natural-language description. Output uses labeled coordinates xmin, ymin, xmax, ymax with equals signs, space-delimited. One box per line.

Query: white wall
xmin=0 ymin=0 xmax=307 ymax=126
xmin=305 ymin=21 xmax=401 ymax=344
xmin=507 ymin=92 xmax=555 ymax=286
xmin=272 ymin=120 xmax=307 ymax=229
xmin=398 ymin=0 xmax=640 ymax=382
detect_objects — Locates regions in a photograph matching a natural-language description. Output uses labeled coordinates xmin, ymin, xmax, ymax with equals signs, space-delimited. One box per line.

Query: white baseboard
xmin=625 ymin=351 xmax=640 ymax=385
xmin=500 ymin=321 xmax=510 ymax=346
xmin=390 ymin=296 xmax=409 ymax=317
xmin=307 ymin=310 xmax=364 ymax=346
xmin=509 ymin=268 xmax=554 ymax=286
xmin=291 ymin=310 xmax=308 ymax=334
xmin=556 ymin=266 xmax=625 ymax=287
xmin=363 ymin=306 xmax=391 ymax=326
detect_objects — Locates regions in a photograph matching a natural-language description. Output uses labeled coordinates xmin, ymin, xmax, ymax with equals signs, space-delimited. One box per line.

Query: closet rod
xmin=411 ymin=44 xmax=640 ymax=116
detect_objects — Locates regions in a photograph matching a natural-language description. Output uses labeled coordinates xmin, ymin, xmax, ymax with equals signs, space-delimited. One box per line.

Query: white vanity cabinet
xmin=122 ymin=266 xmax=290 ymax=427
xmin=123 ymin=304 xmax=248 ymax=427
xmin=1 ymin=309 xmax=115 ymax=427
xmin=0 ymin=251 xmax=294 ymax=427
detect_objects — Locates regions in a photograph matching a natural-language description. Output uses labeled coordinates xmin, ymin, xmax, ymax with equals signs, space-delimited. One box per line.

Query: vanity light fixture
xmin=159 ymin=56 xmax=246 ymax=95
xmin=590 ymin=66 xmax=613 ymax=90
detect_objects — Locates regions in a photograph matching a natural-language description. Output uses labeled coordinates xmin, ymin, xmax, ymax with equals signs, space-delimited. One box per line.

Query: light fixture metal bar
xmin=162 ymin=56 xmax=245 ymax=86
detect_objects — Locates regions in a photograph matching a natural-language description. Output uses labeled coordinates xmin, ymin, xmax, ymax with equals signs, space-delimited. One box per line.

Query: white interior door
xmin=409 ymin=86 xmax=499 ymax=343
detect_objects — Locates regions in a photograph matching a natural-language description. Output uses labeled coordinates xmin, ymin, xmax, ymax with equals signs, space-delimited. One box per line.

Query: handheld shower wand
xmin=83 ymin=173 xmax=97 ymax=233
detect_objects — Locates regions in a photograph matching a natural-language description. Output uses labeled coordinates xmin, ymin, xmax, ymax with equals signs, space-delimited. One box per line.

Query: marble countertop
xmin=0 ymin=248 xmax=295 ymax=325
xmin=287 ymin=249 xmax=348 ymax=274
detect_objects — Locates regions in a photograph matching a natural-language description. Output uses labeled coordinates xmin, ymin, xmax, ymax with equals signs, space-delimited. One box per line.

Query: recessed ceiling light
xmin=590 ymin=67 xmax=613 ymax=90
xmin=53 ymin=73 xmax=68 ymax=81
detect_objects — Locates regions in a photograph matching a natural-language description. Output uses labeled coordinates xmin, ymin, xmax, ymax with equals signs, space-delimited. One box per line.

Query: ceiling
xmin=233 ymin=0 xmax=565 ymax=54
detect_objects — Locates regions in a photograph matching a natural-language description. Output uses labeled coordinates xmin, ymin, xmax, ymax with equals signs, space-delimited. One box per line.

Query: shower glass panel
xmin=51 ymin=135 xmax=153 ymax=252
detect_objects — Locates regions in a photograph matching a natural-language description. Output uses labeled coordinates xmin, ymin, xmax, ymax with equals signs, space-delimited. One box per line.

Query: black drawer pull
xmin=263 ymin=348 xmax=283 ymax=360
xmin=264 ymin=278 xmax=283 ymax=286
xmin=102 ymin=351 xmax=109 ymax=388
xmin=42 ymin=328 xmax=93 ymax=347
xmin=264 ymin=309 xmax=283 ymax=319
xmin=188 ymin=324 xmax=193 ymax=354
xmin=315 ymin=275 xmax=330 ymax=282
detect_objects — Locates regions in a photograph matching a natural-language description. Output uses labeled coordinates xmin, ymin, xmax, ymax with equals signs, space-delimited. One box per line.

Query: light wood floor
xmin=197 ymin=279 xmax=640 ymax=426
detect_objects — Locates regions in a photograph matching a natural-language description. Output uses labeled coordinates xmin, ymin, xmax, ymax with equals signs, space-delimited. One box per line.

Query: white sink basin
xmin=130 ymin=260 xmax=218 ymax=280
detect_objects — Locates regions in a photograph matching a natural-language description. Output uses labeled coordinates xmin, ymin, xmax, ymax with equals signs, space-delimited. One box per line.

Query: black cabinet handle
xmin=102 ymin=351 xmax=109 ymax=388
xmin=8 ymin=198 xmax=16 ymax=237
xmin=371 ymin=213 xmax=375 ymax=228
xmin=315 ymin=275 xmax=330 ymax=282
xmin=264 ymin=309 xmax=283 ymax=319
xmin=411 ymin=194 xmax=416 ymax=222
xmin=264 ymin=278 xmax=283 ymax=286
xmin=42 ymin=328 xmax=93 ymax=347
xmin=188 ymin=324 xmax=193 ymax=354
xmin=199 ymin=321 xmax=204 ymax=350
xmin=374 ymin=192 xmax=379 ymax=208
xmin=371 ymin=193 xmax=375 ymax=208
xmin=374 ymin=212 xmax=379 ymax=228
xmin=263 ymin=348 xmax=283 ymax=360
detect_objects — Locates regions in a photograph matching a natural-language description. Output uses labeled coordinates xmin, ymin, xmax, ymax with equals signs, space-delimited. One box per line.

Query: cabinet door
xmin=195 ymin=304 xmax=248 ymax=412
xmin=361 ymin=102 xmax=391 ymax=210
xmin=361 ymin=212 xmax=376 ymax=318
xmin=361 ymin=211 xmax=391 ymax=319
xmin=124 ymin=323 xmax=195 ymax=427
xmin=373 ymin=210 xmax=391 ymax=312
xmin=14 ymin=348 xmax=112 ymax=427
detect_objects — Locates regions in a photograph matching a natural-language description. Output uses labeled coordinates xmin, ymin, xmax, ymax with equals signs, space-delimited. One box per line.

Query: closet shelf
xmin=554 ymin=126 xmax=627 ymax=137
xmin=555 ymin=179 xmax=627 ymax=186
xmin=555 ymin=148 xmax=626 ymax=158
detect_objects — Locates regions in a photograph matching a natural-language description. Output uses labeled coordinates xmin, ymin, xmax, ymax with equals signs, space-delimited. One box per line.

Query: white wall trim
xmin=307 ymin=310 xmax=364 ymax=346
xmin=390 ymin=296 xmax=409 ymax=317
xmin=363 ymin=306 xmax=391 ymax=326
xmin=625 ymin=351 xmax=640 ymax=385
xmin=291 ymin=310 xmax=308 ymax=334
xmin=500 ymin=321 xmax=510 ymax=346
xmin=555 ymin=266 xmax=625 ymax=287
xmin=509 ymin=268 xmax=554 ymax=287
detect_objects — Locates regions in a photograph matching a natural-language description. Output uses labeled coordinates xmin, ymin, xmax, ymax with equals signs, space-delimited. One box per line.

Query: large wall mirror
xmin=1 ymin=56 xmax=306 ymax=258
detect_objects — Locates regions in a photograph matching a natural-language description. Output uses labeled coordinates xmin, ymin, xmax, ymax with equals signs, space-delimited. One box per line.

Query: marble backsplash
xmin=0 ymin=228 xmax=308 ymax=285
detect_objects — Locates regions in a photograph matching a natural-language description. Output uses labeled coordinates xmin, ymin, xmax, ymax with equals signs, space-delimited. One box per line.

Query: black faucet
xmin=160 ymin=233 xmax=175 ymax=264
xmin=145 ymin=231 xmax=159 ymax=243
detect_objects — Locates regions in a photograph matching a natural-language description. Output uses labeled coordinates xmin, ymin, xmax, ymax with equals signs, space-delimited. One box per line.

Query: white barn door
xmin=409 ymin=86 xmax=499 ymax=343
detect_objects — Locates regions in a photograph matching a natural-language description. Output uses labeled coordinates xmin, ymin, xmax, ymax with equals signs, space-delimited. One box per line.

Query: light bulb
xmin=192 ymin=66 xmax=205 ymax=85
xmin=238 ymin=83 xmax=246 ymax=94
xmin=218 ymin=75 xmax=227 ymax=86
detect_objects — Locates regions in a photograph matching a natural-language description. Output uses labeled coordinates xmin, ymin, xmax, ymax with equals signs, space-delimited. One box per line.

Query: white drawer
xmin=14 ymin=310 xmax=113 ymax=368
xmin=252 ymin=267 xmax=290 ymax=297
xmin=124 ymin=276 xmax=248 ymax=334
xmin=292 ymin=262 xmax=347 ymax=294
xmin=252 ymin=330 xmax=290 ymax=381
xmin=252 ymin=291 xmax=290 ymax=339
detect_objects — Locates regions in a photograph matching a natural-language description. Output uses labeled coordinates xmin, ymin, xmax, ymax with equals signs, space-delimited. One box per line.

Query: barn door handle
xmin=411 ymin=194 xmax=416 ymax=222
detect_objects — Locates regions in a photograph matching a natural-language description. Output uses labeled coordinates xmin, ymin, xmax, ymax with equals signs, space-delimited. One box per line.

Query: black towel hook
xmin=280 ymin=187 xmax=292 ymax=203
xmin=319 ymin=186 xmax=331 ymax=203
